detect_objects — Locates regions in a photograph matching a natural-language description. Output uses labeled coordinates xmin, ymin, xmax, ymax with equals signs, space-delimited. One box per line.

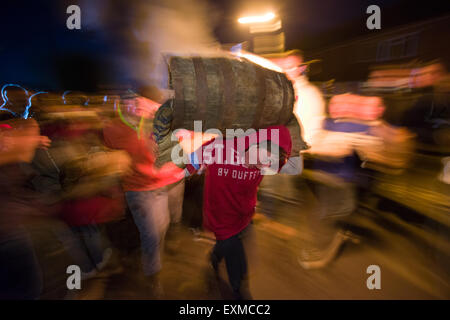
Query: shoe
xmin=340 ymin=230 xmax=361 ymax=244
xmin=80 ymin=269 xmax=98 ymax=281
xmin=233 ymin=277 xmax=253 ymax=300
xmin=298 ymin=230 xmax=353 ymax=270
xmin=233 ymin=289 xmax=253 ymax=300
xmin=96 ymin=248 xmax=113 ymax=271
xmin=96 ymin=248 xmax=124 ymax=277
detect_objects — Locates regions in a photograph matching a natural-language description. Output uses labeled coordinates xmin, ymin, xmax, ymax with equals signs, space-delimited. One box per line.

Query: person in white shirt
xmin=258 ymin=50 xmax=325 ymax=207
xmin=268 ymin=50 xmax=361 ymax=269
xmin=274 ymin=50 xmax=326 ymax=148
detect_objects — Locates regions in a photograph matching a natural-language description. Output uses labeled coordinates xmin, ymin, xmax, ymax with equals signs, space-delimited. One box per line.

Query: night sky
xmin=211 ymin=0 xmax=450 ymax=50
xmin=1 ymin=0 xmax=449 ymax=90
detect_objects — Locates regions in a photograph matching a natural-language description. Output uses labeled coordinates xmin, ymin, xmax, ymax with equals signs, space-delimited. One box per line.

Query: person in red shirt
xmin=103 ymin=92 xmax=185 ymax=297
xmin=183 ymin=125 xmax=301 ymax=299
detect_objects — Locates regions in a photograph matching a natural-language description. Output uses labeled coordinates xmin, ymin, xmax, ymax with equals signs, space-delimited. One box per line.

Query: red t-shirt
xmin=186 ymin=126 xmax=292 ymax=240
xmin=103 ymin=119 xmax=183 ymax=191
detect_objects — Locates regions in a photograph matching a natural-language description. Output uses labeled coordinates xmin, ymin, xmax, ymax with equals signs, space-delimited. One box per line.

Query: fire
xmin=232 ymin=51 xmax=284 ymax=73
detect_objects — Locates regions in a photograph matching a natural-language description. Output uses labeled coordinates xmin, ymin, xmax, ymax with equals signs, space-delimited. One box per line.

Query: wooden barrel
xmin=166 ymin=56 xmax=296 ymax=133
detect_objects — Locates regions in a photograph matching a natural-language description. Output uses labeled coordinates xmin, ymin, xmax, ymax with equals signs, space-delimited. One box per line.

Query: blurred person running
xmin=103 ymin=91 xmax=185 ymax=298
xmin=269 ymin=50 xmax=361 ymax=269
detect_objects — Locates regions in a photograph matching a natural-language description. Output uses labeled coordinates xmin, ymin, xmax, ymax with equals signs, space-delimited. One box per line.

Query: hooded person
xmin=181 ymin=125 xmax=299 ymax=299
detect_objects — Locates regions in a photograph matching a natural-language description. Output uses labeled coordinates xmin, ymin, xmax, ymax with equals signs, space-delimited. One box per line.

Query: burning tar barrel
xmin=153 ymin=55 xmax=306 ymax=166
xmin=154 ymin=55 xmax=296 ymax=133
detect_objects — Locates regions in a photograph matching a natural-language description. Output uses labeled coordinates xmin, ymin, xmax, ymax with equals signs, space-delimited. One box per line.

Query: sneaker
xmin=96 ymin=248 xmax=113 ymax=271
xmin=96 ymin=248 xmax=124 ymax=276
xmin=80 ymin=269 xmax=98 ymax=281
xmin=298 ymin=231 xmax=349 ymax=270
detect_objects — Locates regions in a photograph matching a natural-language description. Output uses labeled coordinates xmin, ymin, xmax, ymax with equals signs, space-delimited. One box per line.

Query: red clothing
xmin=103 ymin=118 xmax=183 ymax=191
xmin=60 ymin=188 xmax=125 ymax=226
xmin=186 ymin=126 xmax=292 ymax=240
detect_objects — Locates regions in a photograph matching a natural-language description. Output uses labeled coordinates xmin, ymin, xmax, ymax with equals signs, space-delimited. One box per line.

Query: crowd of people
xmin=0 ymin=49 xmax=448 ymax=300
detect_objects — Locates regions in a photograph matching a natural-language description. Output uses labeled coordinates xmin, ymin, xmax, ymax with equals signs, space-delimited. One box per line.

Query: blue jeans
xmin=125 ymin=179 xmax=184 ymax=276
xmin=53 ymin=221 xmax=103 ymax=273
xmin=71 ymin=225 xmax=109 ymax=268
xmin=304 ymin=179 xmax=356 ymax=250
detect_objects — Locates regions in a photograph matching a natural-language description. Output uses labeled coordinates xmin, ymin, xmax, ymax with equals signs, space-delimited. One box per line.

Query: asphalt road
xmin=32 ymin=175 xmax=449 ymax=300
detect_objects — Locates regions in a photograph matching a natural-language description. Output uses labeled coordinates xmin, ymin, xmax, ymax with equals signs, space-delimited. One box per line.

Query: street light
xmin=238 ymin=12 xmax=275 ymax=24
xmin=237 ymin=12 xmax=284 ymax=54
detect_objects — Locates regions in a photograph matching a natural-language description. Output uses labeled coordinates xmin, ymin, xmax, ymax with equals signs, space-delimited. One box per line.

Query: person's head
xmin=1 ymin=85 xmax=29 ymax=117
xmin=243 ymin=140 xmax=288 ymax=174
xmin=410 ymin=61 xmax=447 ymax=89
xmin=270 ymin=49 xmax=307 ymax=80
xmin=120 ymin=92 xmax=160 ymax=119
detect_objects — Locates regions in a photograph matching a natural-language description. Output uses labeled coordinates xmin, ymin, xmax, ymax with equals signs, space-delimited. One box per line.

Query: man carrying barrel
xmin=181 ymin=125 xmax=301 ymax=299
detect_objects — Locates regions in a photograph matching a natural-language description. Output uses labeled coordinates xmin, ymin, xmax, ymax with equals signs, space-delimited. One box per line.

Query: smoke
xmin=130 ymin=0 xmax=222 ymax=88
xmin=76 ymin=0 xmax=222 ymax=89
xmin=132 ymin=0 xmax=220 ymax=51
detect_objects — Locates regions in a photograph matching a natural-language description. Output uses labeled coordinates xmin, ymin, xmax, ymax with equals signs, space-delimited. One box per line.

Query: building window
xmin=376 ymin=33 xmax=419 ymax=62
xmin=377 ymin=41 xmax=390 ymax=61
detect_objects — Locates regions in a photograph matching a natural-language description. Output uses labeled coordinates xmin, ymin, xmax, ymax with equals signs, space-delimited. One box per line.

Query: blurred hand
xmin=124 ymin=97 xmax=161 ymax=119
xmin=303 ymin=131 xmax=354 ymax=158
xmin=38 ymin=135 xmax=51 ymax=150
xmin=175 ymin=129 xmax=218 ymax=154
xmin=197 ymin=164 xmax=207 ymax=175
xmin=113 ymin=150 xmax=133 ymax=176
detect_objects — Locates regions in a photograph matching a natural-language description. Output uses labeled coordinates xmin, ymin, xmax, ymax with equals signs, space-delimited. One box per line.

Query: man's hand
xmin=37 ymin=135 xmax=51 ymax=150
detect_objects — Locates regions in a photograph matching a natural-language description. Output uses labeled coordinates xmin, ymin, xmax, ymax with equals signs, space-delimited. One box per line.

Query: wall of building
xmin=306 ymin=15 xmax=450 ymax=82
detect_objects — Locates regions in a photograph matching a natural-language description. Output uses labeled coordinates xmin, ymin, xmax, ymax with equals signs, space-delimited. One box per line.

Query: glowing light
xmin=238 ymin=12 xmax=275 ymax=24
xmin=232 ymin=51 xmax=283 ymax=73
xmin=24 ymin=91 xmax=47 ymax=119
xmin=0 ymin=83 xmax=29 ymax=117
xmin=62 ymin=90 xmax=72 ymax=104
